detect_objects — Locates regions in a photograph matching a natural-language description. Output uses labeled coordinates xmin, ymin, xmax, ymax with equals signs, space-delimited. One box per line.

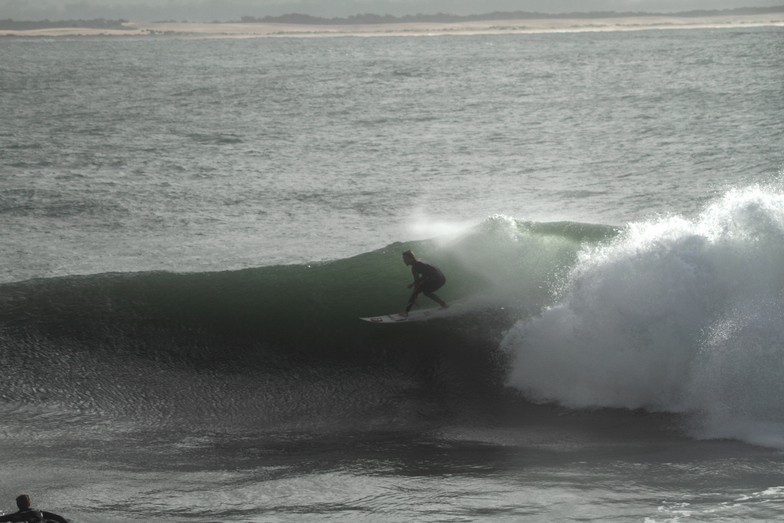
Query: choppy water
xmin=1 ymin=26 xmax=783 ymax=522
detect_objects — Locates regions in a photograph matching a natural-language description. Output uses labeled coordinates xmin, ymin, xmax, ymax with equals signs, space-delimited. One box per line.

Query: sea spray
xmin=686 ymin=299 xmax=784 ymax=448
xmin=502 ymin=185 xmax=784 ymax=448
xmin=437 ymin=215 xmax=616 ymax=307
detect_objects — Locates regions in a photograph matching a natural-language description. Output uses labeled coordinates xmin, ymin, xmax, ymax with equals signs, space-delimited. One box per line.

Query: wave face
xmin=8 ymin=187 xmax=784 ymax=449
xmin=0 ymin=216 xmax=610 ymax=434
xmin=503 ymin=185 xmax=784 ymax=448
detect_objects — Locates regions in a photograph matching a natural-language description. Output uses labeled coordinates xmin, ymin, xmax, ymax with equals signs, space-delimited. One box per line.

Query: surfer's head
xmin=16 ymin=495 xmax=31 ymax=510
xmin=402 ymin=250 xmax=416 ymax=265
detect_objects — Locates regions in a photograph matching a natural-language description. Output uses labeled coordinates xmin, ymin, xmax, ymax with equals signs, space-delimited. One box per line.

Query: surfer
xmin=400 ymin=250 xmax=448 ymax=317
xmin=0 ymin=495 xmax=70 ymax=523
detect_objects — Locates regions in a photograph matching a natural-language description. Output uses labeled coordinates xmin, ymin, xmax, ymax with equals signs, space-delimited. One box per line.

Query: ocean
xmin=1 ymin=26 xmax=783 ymax=522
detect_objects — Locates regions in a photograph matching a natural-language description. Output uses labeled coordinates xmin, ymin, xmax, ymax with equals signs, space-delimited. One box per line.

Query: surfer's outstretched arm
xmin=402 ymin=287 xmax=420 ymax=316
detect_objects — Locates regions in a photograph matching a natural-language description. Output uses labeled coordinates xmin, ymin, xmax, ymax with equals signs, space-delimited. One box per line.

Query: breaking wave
xmin=503 ymin=184 xmax=784 ymax=448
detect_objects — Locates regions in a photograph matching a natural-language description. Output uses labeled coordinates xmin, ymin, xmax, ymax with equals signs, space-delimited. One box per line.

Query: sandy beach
xmin=2 ymin=12 xmax=783 ymax=38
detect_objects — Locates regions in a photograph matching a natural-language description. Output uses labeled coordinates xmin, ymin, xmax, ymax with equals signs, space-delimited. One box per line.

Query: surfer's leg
xmin=422 ymin=291 xmax=447 ymax=308
xmin=420 ymin=276 xmax=447 ymax=308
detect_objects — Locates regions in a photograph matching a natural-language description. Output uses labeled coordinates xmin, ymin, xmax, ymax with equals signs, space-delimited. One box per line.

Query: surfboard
xmin=360 ymin=308 xmax=452 ymax=323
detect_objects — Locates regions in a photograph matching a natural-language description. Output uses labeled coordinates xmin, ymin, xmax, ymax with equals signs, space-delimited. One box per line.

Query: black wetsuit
xmin=0 ymin=508 xmax=69 ymax=523
xmin=406 ymin=260 xmax=446 ymax=312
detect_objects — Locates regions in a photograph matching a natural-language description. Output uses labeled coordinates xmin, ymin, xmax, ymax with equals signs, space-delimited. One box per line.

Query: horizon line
xmin=2 ymin=5 xmax=783 ymax=25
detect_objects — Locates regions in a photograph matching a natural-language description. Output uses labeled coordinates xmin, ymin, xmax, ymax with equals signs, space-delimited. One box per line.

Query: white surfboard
xmin=360 ymin=307 xmax=453 ymax=323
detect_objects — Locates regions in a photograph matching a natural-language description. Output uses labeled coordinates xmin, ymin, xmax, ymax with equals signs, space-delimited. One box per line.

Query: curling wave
xmin=503 ymin=184 xmax=784 ymax=448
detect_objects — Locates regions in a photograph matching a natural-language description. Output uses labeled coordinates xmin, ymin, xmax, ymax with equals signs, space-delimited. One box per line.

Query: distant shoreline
xmin=2 ymin=10 xmax=783 ymax=38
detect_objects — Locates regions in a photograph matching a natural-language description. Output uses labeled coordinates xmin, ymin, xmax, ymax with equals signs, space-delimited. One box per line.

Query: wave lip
xmin=503 ymin=185 xmax=784 ymax=448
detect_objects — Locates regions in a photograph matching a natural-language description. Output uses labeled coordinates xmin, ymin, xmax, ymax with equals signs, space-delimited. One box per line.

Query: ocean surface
xmin=1 ymin=26 xmax=784 ymax=522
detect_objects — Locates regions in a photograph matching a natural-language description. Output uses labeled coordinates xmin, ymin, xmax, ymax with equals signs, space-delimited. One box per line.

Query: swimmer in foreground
xmin=0 ymin=495 xmax=70 ymax=523
xmin=400 ymin=250 xmax=448 ymax=317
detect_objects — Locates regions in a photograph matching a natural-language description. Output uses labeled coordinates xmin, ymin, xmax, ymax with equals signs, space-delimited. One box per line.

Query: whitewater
xmin=1 ymin=26 xmax=783 ymax=522
xmin=503 ymin=186 xmax=784 ymax=448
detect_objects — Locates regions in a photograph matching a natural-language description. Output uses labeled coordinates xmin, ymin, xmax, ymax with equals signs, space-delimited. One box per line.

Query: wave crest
xmin=503 ymin=184 xmax=784 ymax=448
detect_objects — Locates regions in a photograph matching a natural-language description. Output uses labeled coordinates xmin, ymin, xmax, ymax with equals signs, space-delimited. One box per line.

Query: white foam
xmin=503 ymin=184 xmax=784 ymax=448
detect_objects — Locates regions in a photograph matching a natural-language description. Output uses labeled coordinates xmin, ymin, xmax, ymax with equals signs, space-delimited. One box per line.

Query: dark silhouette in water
xmin=400 ymin=250 xmax=448 ymax=317
xmin=0 ymin=495 xmax=70 ymax=523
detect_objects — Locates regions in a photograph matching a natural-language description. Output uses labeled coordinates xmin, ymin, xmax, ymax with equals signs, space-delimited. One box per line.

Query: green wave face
xmin=0 ymin=217 xmax=609 ymax=429
xmin=1 ymin=217 xmax=610 ymax=358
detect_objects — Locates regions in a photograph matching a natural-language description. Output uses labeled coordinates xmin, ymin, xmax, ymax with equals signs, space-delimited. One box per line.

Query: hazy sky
xmin=1 ymin=0 xmax=782 ymax=22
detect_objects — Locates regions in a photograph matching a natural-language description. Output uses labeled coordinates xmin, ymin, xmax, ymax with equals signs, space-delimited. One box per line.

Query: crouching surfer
xmin=400 ymin=250 xmax=448 ymax=317
xmin=0 ymin=495 xmax=70 ymax=523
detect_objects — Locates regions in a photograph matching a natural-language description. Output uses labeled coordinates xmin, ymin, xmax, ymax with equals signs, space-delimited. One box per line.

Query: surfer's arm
xmin=408 ymin=268 xmax=421 ymax=289
xmin=41 ymin=512 xmax=69 ymax=523
xmin=402 ymin=266 xmax=422 ymax=315
xmin=404 ymin=287 xmax=420 ymax=314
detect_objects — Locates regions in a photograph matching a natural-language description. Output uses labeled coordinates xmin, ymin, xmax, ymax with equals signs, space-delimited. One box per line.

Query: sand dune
xmin=1 ymin=12 xmax=782 ymax=38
